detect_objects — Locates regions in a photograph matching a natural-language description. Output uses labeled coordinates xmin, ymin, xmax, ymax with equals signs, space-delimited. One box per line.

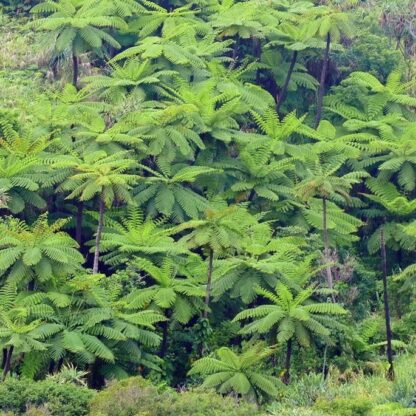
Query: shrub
xmin=390 ymin=357 xmax=416 ymax=408
xmin=281 ymin=373 xmax=325 ymax=407
xmin=267 ymin=403 xmax=322 ymax=416
xmin=370 ymin=403 xmax=416 ymax=416
xmin=155 ymin=390 xmax=259 ymax=416
xmin=89 ymin=377 xmax=259 ymax=416
xmin=89 ymin=377 xmax=160 ymax=416
xmin=0 ymin=377 xmax=94 ymax=416
xmin=314 ymin=397 xmax=373 ymax=416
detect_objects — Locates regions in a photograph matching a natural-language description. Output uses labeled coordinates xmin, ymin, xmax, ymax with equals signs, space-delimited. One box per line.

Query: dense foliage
xmin=0 ymin=0 xmax=415 ymax=414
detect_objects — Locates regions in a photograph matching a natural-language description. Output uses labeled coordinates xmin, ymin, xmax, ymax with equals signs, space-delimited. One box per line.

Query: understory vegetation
xmin=0 ymin=0 xmax=415 ymax=415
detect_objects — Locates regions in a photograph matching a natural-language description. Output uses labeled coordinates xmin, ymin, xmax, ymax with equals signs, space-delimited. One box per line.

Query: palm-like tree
xmin=125 ymin=257 xmax=205 ymax=357
xmin=0 ymin=215 xmax=83 ymax=288
xmin=84 ymin=59 xmax=176 ymax=105
xmin=305 ymin=7 xmax=351 ymax=126
xmin=249 ymin=109 xmax=319 ymax=159
xmin=360 ymin=178 xmax=416 ymax=380
xmin=0 ymin=155 xmax=46 ymax=214
xmin=188 ymin=343 xmax=280 ymax=404
xmin=174 ymin=203 xmax=257 ymax=318
xmin=31 ymin=0 xmax=128 ymax=87
xmin=0 ymin=122 xmax=54 ymax=214
xmin=296 ymin=150 xmax=368 ymax=293
xmin=228 ymin=149 xmax=294 ymax=203
xmin=376 ymin=125 xmax=416 ymax=193
xmin=347 ymin=69 xmax=416 ymax=110
xmin=57 ymin=151 xmax=139 ymax=273
xmin=135 ymin=164 xmax=217 ymax=222
xmin=266 ymin=18 xmax=321 ymax=113
xmin=233 ymin=282 xmax=346 ymax=383
xmin=43 ymin=273 xmax=166 ymax=378
xmin=213 ymin=223 xmax=305 ymax=304
xmin=112 ymin=21 xmax=230 ymax=72
xmin=71 ymin=118 xmax=145 ymax=156
xmin=0 ymin=283 xmax=60 ymax=378
xmin=99 ymin=206 xmax=189 ymax=268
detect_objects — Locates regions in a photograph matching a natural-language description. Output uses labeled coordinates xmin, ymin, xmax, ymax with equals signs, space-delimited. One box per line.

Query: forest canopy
xmin=0 ymin=0 xmax=415 ymax=415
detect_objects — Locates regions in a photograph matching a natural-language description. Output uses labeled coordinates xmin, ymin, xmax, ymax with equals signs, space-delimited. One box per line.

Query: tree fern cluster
xmin=0 ymin=0 xmax=415 ymax=407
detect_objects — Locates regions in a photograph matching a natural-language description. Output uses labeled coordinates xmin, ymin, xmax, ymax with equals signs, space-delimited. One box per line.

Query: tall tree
xmin=189 ymin=344 xmax=280 ymax=404
xmin=125 ymin=257 xmax=205 ymax=357
xmin=296 ymin=150 xmax=368 ymax=295
xmin=233 ymin=282 xmax=346 ymax=384
xmin=307 ymin=7 xmax=351 ymax=127
xmin=0 ymin=215 xmax=83 ymax=288
xmin=174 ymin=203 xmax=256 ymax=318
xmin=57 ymin=151 xmax=139 ymax=273
xmin=31 ymin=0 xmax=127 ymax=87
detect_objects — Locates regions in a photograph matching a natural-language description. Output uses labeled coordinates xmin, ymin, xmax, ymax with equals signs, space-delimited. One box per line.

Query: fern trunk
xmin=203 ymin=248 xmax=214 ymax=319
xmin=159 ymin=310 xmax=171 ymax=358
xmin=93 ymin=198 xmax=105 ymax=274
xmin=276 ymin=50 xmax=298 ymax=115
xmin=380 ymin=227 xmax=395 ymax=380
xmin=76 ymin=201 xmax=83 ymax=246
xmin=72 ymin=53 xmax=79 ymax=89
xmin=282 ymin=339 xmax=292 ymax=384
xmin=315 ymin=33 xmax=331 ymax=128
xmin=2 ymin=346 xmax=13 ymax=380
xmin=322 ymin=197 xmax=335 ymax=301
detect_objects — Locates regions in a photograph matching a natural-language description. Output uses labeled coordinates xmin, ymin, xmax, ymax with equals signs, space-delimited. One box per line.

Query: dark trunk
xmin=315 ymin=33 xmax=331 ymax=128
xmin=282 ymin=339 xmax=292 ymax=384
xmin=203 ymin=248 xmax=214 ymax=319
xmin=159 ymin=309 xmax=171 ymax=358
xmin=252 ymin=36 xmax=262 ymax=84
xmin=92 ymin=199 xmax=105 ymax=274
xmin=322 ymin=197 xmax=335 ymax=302
xmin=276 ymin=50 xmax=298 ymax=115
xmin=2 ymin=346 xmax=14 ymax=379
xmin=76 ymin=202 xmax=83 ymax=246
xmin=380 ymin=227 xmax=395 ymax=380
xmin=87 ymin=359 xmax=105 ymax=389
xmin=321 ymin=344 xmax=328 ymax=380
xmin=159 ymin=320 xmax=169 ymax=358
xmin=72 ymin=53 xmax=79 ymax=89
xmin=56 ymin=357 xmax=64 ymax=373
xmin=247 ymin=189 xmax=256 ymax=202
xmin=48 ymin=359 xmax=55 ymax=374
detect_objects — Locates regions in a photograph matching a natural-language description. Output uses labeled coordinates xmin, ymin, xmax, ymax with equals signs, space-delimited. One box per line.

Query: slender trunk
xmin=87 ymin=359 xmax=105 ymax=389
xmin=203 ymin=248 xmax=214 ymax=319
xmin=322 ymin=197 xmax=335 ymax=302
xmin=252 ymin=36 xmax=262 ymax=84
xmin=315 ymin=33 xmax=331 ymax=128
xmin=282 ymin=339 xmax=292 ymax=384
xmin=72 ymin=53 xmax=79 ymax=89
xmin=159 ymin=320 xmax=169 ymax=358
xmin=92 ymin=199 xmax=105 ymax=274
xmin=76 ymin=202 xmax=83 ymax=246
xmin=380 ymin=227 xmax=395 ymax=380
xmin=28 ymin=279 xmax=35 ymax=291
xmin=321 ymin=344 xmax=328 ymax=381
xmin=2 ymin=346 xmax=14 ymax=379
xmin=48 ymin=359 xmax=55 ymax=374
xmin=56 ymin=357 xmax=64 ymax=373
xmin=159 ymin=309 xmax=171 ymax=358
xmin=276 ymin=50 xmax=298 ymax=115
